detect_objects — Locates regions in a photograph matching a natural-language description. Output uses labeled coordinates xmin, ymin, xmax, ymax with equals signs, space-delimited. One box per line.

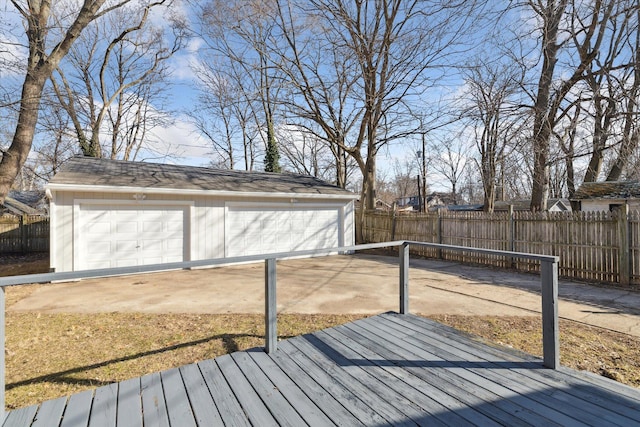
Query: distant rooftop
xmin=48 ymin=157 xmax=355 ymax=197
xmin=572 ymin=181 xmax=640 ymax=200
xmin=1 ymin=190 xmax=47 ymax=215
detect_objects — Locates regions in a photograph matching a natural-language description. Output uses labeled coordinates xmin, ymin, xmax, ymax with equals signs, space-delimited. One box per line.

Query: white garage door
xmin=79 ymin=205 xmax=186 ymax=270
xmin=225 ymin=205 xmax=342 ymax=257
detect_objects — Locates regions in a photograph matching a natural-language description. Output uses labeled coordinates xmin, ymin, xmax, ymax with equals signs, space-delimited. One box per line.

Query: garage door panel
xmin=226 ymin=205 xmax=340 ymax=257
xmin=142 ymin=221 xmax=163 ymax=233
xmin=115 ymin=210 xmax=138 ymax=221
xmin=141 ymin=239 xmax=162 ymax=251
xmin=116 ymin=222 xmax=137 ymax=234
xmin=115 ymin=259 xmax=138 ymax=268
xmin=88 ymin=241 xmax=112 ymax=255
xmin=166 ymin=238 xmax=183 ymax=251
xmin=115 ymin=239 xmax=138 ymax=252
xmin=80 ymin=205 xmax=186 ymax=270
xmin=86 ymin=259 xmax=111 ymax=270
xmin=88 ymin=221 xmax=112 ymax=235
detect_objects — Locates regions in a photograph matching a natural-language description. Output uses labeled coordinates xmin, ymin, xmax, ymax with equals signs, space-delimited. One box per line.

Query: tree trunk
xmin=530 ymin=0 xmax=566 ymax=212
xmin=335 ymin=145 xmax=347 ymax=189
xmin=607 ymin=129 xmax=639 ymax=181
xmin=364 ymin=155 xmax=376 ymax=210
xmin=0 ymin=74 xmax=47 ymax=204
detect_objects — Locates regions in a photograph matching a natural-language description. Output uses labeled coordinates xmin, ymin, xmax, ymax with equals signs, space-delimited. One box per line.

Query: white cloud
xmin=142 ymin=114 xmax=212 ymax=165
xmin=169 ymin=37 xmax=205 ymax=81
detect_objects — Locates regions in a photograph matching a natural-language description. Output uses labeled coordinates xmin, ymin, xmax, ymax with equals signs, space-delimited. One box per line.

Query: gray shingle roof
xmin=572 ymin=181 xmax=640 ymax=200
xmin=49 ymin=157 xmax=355 ymax=197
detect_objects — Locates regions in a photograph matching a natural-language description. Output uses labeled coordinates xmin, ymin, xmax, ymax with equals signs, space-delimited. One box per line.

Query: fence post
xmin=618 ymin=204 xmax=630 ymax=286
xmin=541 ymin=259 xmax=559 ymax=369
xmin=20 ymin=216 xmax=26 ymax=253
xmin=436 ymin=210 xmax=442 ymax=259
xmin=391 ymin=210 xmax=397 ymax=241
xmin=399 ymin=242 xmax=409 ymax=314
xmin=265 ymin=258 xmax=277 ymax=353
xmin=508 ymin=206 xmax=515 ymax=268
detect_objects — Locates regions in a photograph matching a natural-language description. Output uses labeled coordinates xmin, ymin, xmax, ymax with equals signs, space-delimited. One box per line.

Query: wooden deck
xmin=4 ymin=312 xmax=640 ymax=427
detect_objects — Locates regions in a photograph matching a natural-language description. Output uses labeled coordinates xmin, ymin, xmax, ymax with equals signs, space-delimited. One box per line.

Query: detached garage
xmin=47 ymin=157 xmax=357 ymax=272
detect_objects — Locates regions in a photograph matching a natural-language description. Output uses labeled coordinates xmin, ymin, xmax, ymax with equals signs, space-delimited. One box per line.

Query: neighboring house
xmin=396 ymin=195 xmax=420 ymax=210
xmin=396 ymin=193 xmax=449 ymax=211
xmin=443 ymin=204 xmax=483 ymax=212
xmin=1 ymin=190 xmax=48 ymax=216
xmin=47 ymin=157 xmax=357 ymax=272
xmin=440 ymin=199 xmax=571 ymax=212
xmin=493 ymin=199 xmax=571 ymax=212
xmin=375 ymin=199 xmax=393 ymax=211
xmin=572 ymin=181 xmax=640 ymax=212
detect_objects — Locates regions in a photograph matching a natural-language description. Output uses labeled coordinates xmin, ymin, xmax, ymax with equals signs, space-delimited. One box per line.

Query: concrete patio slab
xmin=9 ymin=254 xmax=640 ymax=337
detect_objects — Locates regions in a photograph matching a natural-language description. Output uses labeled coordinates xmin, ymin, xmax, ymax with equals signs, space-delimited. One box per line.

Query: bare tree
xmin=605 ymin=5 xmax=640 ymax=181
xmin=430 ymin=135 xmax=470 ymax=205
xmin=463 ymin=59 xmax=524 ymax=212
xmin=526 ymin=0 xmax=616 ymax=211
xmin=0 ymin=0 xmax=146 ymax=204
xmin=271 ymin=0 xmax=479 ymax=213
xmin=50 ymin=2 xmax=184 ymax=159
xmin=196 ymin=0 xmax=283 ymax=173
xmin=190 ymin=59 xmax=261 ymax=170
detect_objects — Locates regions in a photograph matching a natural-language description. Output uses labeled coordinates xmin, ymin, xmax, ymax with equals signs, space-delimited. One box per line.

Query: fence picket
xmin=359 ymin=209 xmax=637 ymax=286
xmin=0 ymin=215 xmax=49 ymax=253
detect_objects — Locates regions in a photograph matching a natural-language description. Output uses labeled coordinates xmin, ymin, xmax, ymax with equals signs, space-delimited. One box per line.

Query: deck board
xmin=375 ymin=314 xmax=612 ymax=426
xmin=215 ymin=353 xmax=278 ymax=426
xmin=275 ymin=340 xmax=388 ymax=426
xmin=196 ymin=358 xmax=250 ymax=426
xmin=140 ymin=372 xmax=169 ymax=427
xmin=246 ymin=349 xmax=336 ymax=426
xmin=385 ymin=313 xmax=640 ymax=425
xmin=88 ymin=383 xmax=117 ymax=427
xmin=178 ymin=363 xmax=223 ymax=426
xmin=160 ymin=368 xmax=196 ymax=427
xmin=115 ymin=377 xmax=142 ymax=427
xmin=4 ymin=313 xmax=640 ymax=427
xmin=265 ymin=345 xmax=368 ymax=426
xmin=59 ymin=390 xmax=92 ymax=427
xmin=30 ymin=397 xmax=66 ymax=427
xmin=341 ymin=317 xmax=558 ymax=427
xmin=363 ymin=315 xmax=586 ymax=426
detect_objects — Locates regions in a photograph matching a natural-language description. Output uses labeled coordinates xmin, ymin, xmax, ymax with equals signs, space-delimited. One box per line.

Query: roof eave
xmin=46 ymin=183 xmax=358 ymax=200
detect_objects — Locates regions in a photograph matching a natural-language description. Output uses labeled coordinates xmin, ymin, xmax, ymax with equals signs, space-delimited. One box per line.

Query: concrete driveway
xmin=9 ymin=254 xmax=640 ymax=337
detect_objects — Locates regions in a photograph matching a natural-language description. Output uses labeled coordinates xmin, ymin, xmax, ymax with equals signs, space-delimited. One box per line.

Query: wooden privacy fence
xmin=359 ymin=207 xmax=640 ymax=286
xmin=0 ymin=215 xmax=49 ymax=253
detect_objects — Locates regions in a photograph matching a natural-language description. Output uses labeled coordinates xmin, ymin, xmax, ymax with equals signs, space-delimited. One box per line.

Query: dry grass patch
xmin=6 ymin=312 xmax=364 ymax=409
xmin=428 ymin=314 xmax=640 ymax=388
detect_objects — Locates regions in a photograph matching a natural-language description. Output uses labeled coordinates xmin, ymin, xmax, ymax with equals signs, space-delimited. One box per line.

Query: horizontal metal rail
xmin=0 ymin=240 xmax=559 ymax=420
xmin=0 ymin=241 xmax=406 ymax=288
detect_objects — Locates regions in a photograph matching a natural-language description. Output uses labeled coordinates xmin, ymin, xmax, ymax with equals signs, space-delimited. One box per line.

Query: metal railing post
xmin=541 ymin=259 xmax=559 ymax=369
xmin=265 ymin=258 xmax=277 ymax=353
xmin=399 ymin=242 xmax=410 ymax=314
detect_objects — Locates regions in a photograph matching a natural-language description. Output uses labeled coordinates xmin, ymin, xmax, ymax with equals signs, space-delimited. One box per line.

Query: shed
xmin=46 ymin=157 xmax=356 ymax=272
xmin=572 ymin=181 xmax=640 ymax=212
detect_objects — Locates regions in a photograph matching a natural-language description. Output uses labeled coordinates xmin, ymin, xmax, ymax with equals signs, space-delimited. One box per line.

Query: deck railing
xmin=0 ymin=241 xmax=559 ymax=418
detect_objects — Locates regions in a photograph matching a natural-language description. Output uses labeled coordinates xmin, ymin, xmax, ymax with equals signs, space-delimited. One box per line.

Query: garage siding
xmin=50 ymin=191 xmax=354 ymax=272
